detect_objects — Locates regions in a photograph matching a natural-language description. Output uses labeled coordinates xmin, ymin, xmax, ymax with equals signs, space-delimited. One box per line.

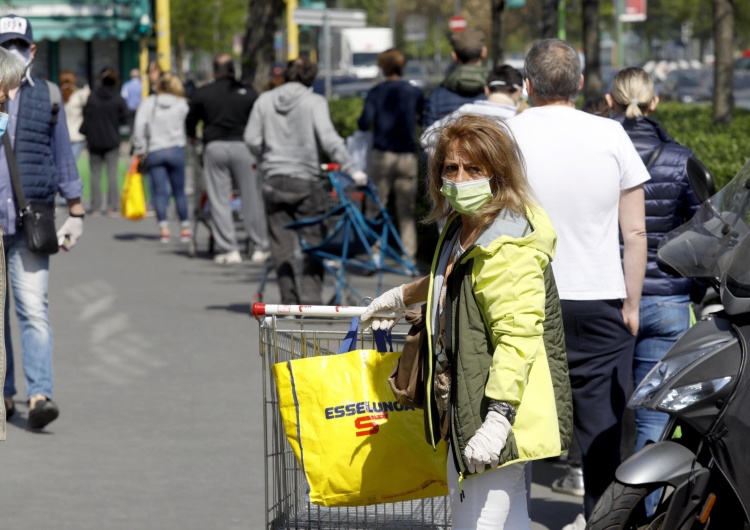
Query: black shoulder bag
xmin=3 ymin=133 xmax=59 ymax=254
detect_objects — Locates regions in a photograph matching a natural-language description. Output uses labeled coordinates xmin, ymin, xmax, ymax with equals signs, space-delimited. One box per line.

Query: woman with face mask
xmin=80 ymin=67 xmax=128 ymax=216
xmin=361 ymin=114 xmax=572 ymax=529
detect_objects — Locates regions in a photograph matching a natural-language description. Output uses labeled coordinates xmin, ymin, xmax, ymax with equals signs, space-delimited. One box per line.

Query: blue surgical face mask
xmin=5 ymin=44 xmax=31 ymax=66
xmin=0 ymin=112 xmax=9 ymax=138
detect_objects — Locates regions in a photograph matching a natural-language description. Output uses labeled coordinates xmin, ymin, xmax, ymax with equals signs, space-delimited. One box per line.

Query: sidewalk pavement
xmin=0 ymin=214 xmax=581 ymax=529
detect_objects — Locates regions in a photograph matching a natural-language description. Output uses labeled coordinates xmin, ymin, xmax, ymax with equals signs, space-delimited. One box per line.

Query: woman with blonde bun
xmin=606 ymin=67 xmax=702 ymax=460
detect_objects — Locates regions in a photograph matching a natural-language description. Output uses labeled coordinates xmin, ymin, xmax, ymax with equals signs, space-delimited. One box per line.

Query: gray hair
xmin=524 ymin=39 xmax=581 ymax=103
xmin=0 ymin=47 xmax=26 ymax=90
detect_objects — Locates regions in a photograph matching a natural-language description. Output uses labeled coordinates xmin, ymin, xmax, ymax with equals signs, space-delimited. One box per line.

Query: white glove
xmin=463 ymin=410 xmax=512 ymax=474
xmin=352 ymin=170 xmax=368 ymax=186
xmin=57 ymin=216 xmax=84 ymax=249
xmin=360 ymin=285 xmax=407 ymax=330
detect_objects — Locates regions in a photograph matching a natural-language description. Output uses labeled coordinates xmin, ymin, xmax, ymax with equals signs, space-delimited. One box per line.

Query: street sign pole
xmin=323 ymin=10 xmax=332 ymax=99
xmin=292 ymin=8 xmax=367 ymax=99
xmin=615 ymin=0 xmax=624 ymax=68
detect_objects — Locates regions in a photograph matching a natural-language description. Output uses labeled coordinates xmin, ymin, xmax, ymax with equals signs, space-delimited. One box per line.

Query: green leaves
xmin=655 ymin=101 xmax=750 ymax=189
xmin=329 ymin=97 xmax=366 ymax=140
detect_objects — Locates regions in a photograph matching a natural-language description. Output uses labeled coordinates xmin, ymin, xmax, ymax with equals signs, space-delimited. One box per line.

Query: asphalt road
xmin=0 ymin=213 xmax=581 ymax=529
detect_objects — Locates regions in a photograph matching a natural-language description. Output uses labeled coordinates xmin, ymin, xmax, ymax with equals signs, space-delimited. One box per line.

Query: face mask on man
xmin=440 ymin=177 xmax=493 ymax=215
xmin=5 ymin=44 xmax=31 ymax=66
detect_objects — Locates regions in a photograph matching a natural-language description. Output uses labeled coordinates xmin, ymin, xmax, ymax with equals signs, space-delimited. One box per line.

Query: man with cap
xmin=423 ymin=28 xmax=488 ymax=129
xmin=421 ymin=63 xmax=523 ymax=155
xmin=0 ymin=14 xmax=86 ymax=430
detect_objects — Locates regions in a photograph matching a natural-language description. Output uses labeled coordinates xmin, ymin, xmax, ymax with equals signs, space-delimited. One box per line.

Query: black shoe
xmin=28 ymin=398 xmax=59 ymax=430
xmin=4 ymin=397 xmax=14 ymax=419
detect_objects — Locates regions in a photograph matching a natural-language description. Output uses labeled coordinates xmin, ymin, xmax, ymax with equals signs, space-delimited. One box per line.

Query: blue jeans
xmin=634 ymin=295 xmax=691 ymax=451
xmin=70 ymin=141 xmax=86 ymax=160
xmin=3 ymin=234 xmax=53 ymax=399
xmin=146 ymin=146 xmax=188 ymax=225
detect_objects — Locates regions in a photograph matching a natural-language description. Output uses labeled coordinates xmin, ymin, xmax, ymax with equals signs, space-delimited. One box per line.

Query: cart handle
xmin=251 ymin=302 xmax=399 ymax=320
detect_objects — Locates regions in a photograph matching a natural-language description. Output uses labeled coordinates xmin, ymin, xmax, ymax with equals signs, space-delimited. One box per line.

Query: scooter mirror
xmin=687 ymin=157 xmax=716 ymax=204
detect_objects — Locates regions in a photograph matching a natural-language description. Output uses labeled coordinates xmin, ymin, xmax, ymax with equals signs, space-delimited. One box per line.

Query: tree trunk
xmin=713 ymin=0 xmax=734 ymax=125
xmin=582 ymin=0 xmax=602 ymax=101
xmin=491 ymin=0 xmax=505 ymax=68
xmin=242 ymin=0 xmax=285 ymax=94
xmin=541 ymin=0 xmax=559 ymax=39
xmin=176 ymin=36 xmax=185 ymax=79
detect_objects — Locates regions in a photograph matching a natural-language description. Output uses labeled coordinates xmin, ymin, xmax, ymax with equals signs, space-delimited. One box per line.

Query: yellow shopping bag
xmin=272 ymin=321 xmax=448 ymax=507
xmin=121 ymin=157 xmax=147 ymax=220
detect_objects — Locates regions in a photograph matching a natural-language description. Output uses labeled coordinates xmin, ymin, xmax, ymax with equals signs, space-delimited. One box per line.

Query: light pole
xmin=615 ymin=0 xmax=624 ymax=68
xmin=558 ymin=0 xmax=566 ymax=40
xmin=287 ymin=0 xmax=299 ymax=60
xmin=156 ymin=0 xmax=171 ymax=71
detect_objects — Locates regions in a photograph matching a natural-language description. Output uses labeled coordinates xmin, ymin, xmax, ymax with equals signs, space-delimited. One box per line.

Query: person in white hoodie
xmin=245 ymin=57 xmax=366 ymax=305
xmin=132 ymin=72 xmax=190 ymax=243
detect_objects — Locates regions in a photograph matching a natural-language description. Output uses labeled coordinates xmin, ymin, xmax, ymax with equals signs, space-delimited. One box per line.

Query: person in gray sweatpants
xmin=202 ymin=140 xmax=266 ymax=260
xmin=186 ymin=54 xmax=269 ymax=264
xmin=245 ymin=57 xmax=367 ymax=304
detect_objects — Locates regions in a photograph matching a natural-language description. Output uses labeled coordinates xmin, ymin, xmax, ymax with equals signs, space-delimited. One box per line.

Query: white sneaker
xmin=214 ymin=250 xmax=242 ymax=264
xmin=250 ymin=249 xmax=271 ymax=264
xmin=562 ymin=513 xmax=586 ymax=530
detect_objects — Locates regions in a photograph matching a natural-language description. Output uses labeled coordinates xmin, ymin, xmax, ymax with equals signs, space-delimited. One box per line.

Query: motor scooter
xmin=587 ymin=157 xmax=750 ymax=530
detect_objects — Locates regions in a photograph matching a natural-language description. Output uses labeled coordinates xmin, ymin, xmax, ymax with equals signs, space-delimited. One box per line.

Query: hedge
xmin=330 ymin=97 xmax=750 ymax=191
xmin=653 ymin=102 xmax=750 ymax=190
xmin=329 ymin=97 xmax=365 ymax=141
xmin=328 ymin=97 xmax=750 ymax=262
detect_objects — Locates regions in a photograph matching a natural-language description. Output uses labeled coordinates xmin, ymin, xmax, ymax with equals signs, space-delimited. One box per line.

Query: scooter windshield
xmin=658 ymin=158 xmax=750 ymax=280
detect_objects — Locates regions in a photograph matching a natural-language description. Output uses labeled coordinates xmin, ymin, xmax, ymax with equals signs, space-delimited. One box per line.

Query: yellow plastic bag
xmin=272 ymin=339 xmax=448 ymax=507
xmin=121 ymin=158 xmax=146 ymax=220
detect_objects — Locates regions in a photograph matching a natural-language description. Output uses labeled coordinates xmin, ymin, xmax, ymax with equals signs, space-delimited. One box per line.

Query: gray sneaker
xmin=551 ymin=466 xmax=584 ymax=497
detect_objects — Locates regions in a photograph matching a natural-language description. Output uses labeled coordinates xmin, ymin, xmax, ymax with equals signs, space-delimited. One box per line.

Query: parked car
xmin=658 ymin=68 xmax=713 ymax=103
xmin=658 ymin=68 xmax=750 ymax=107
xmin=402 ymin=61 xmax=432 ymax=91
xmin=312 ymin=75 xmax=374 ymax=99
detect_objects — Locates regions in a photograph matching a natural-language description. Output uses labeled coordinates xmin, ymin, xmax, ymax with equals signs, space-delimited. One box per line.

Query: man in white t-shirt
xmin=506 ymin=39 xmax=649 ymax=527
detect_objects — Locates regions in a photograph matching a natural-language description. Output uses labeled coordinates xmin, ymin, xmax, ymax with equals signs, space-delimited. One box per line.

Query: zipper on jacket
xmin=426 ymin=218 xmax=457 ymax=449
xmin=450 ymin=409 xmax=467 ymax=501
xmin=447 ymin=273 xmax=468 ymax=501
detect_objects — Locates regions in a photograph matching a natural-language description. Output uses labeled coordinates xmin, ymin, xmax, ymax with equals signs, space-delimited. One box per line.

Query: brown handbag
xmin=388 ymin=304 xmax=427 ymax=408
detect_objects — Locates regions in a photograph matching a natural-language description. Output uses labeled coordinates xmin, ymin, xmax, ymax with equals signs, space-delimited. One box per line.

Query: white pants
xmin=449 ymin=459 xmax=531 ymax=530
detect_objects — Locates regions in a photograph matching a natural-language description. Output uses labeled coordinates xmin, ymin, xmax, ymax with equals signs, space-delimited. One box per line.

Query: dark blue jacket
xmin=357 ymin=80 xmax=424 ymax=153
xmin=615 ymin=115 xmax=701 ymax=296
xmin=0 ymin=78 xmax=82 ymax=235
xmin=423 ymin=65 xmax=486 ymax=128
xmin=16 ymin=79 xmax=61 ymax=202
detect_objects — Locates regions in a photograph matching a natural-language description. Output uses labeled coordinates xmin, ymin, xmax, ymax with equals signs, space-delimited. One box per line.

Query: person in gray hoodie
xmin=245 ymin=57 xmax=367 ymax=305
xmin=132 ymin=72 xmax=190 ymax=243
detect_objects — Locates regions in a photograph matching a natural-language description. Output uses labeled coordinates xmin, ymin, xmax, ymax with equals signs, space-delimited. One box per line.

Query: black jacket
xmin=185 ymin=77 xmax=257 ymax=144
xmin=80 ymin=84 xmax=128 ymax=153
xmin=615 ymin=115 xmax=701 ymax=297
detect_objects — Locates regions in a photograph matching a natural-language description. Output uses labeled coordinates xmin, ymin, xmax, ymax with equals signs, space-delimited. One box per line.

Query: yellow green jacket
xmin=425 ymin=205 xmax=572 ymax=475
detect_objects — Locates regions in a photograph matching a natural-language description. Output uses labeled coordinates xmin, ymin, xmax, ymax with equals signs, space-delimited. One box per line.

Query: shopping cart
xmin=252 ymin=303 xmax=451 ymax=530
